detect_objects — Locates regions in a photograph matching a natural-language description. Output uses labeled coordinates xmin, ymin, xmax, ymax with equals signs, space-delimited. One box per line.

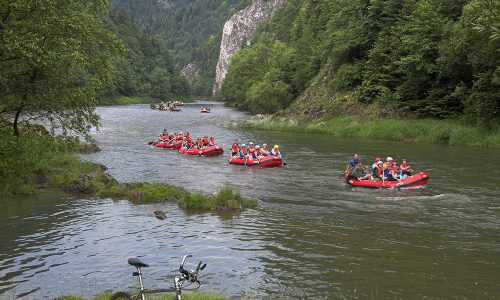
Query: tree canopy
xmin=221 ymin=0 xmax=500 ymax=127
xmin=0 ymin=0 xmax=121 ymax=137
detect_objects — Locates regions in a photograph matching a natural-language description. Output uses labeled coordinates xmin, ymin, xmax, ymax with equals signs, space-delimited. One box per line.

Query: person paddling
xmin=345 ymin=153 xmax=359 ymax=174
xmin=253 ymin=145 xmax=261 ymax=159
xmin=209 ymin=136 xmax=215 ymax=146
xmin=260 ymin=144 xmax=269 ymax=156
xmin=239 ymin=144 xmax=248 ymax=159
xmin=231 ymin=140 xmax=239 ymax=158
xmin=270 ymin=145 xmax=281 ymax=157
xmin=400 ymin=159 xmax=413 ymax=177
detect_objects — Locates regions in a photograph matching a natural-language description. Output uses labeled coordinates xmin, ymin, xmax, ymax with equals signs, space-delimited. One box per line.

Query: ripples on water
xmin=1 ymin=103 xmax=499 ymax=299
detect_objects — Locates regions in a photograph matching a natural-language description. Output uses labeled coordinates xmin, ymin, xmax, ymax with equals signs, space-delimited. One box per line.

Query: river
xmin=1 ymin=103 xmax=499 ymax=299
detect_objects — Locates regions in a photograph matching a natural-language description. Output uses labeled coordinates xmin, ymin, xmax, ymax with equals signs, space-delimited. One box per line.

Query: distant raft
xmin=200 ymin=107 xmax=210 ymax=113
xmin=228 ymin=156 xmax=282 ymax=168
xmin=345 ymin=172 xmax=429 ymax=189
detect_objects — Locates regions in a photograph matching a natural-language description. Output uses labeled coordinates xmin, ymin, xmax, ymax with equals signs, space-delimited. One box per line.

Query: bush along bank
xmin=239 ymin=115 xmax=500 ymax=148
xmin=0 ymin=128 xmax=256 ymax=213
xmin=56 ymin=291 xmax=230 ymax=300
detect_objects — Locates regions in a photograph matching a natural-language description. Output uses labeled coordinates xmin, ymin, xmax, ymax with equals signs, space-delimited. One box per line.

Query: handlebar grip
xmin=200 ymin=263 xmax=207 ymax=271
xmin=180 ymin=268 xmax=189 ymax=277
xmin=196 ymin=261 xmax=202 ymax=271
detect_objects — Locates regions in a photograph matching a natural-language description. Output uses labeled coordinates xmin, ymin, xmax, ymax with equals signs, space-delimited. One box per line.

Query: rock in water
xmin=154 ymin=210 xmax=167 ymax=220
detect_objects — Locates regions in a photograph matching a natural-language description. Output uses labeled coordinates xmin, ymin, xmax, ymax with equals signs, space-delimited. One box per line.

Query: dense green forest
xmin=102 ymin=8 xmax=190 ymax=100
xmin=221 ymin=0 xmax=500 ymax=128
xmin=110 ymin=0 xmax=250 ymax=95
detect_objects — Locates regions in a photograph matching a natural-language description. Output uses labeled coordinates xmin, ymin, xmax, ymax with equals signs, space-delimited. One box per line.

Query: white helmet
xmin=242 ymin=143 xmax=246 ymax=147
xmin=262 ymin=143 xmax=267 ymax=147
xmin=387 ymin=157 xmax=393 ymax=161
xmin=256 ymin=145 xmax=260 ymax=149
xmin=249 ymin=142 xmax=254 ymax=145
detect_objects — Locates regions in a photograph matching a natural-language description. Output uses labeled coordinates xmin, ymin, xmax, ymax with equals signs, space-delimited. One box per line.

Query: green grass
xmin=97 ymin=96 xmax=156 ymax=106
xmin=179 ymin=185 xmax=258 ymax=211
xmin=239 ymin=115 xmax=500 ymax=147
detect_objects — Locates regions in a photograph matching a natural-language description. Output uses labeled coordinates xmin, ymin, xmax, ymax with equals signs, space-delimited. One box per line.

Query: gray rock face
xmin=181 ymin=63 xmax=200 ymax=81
xmin=212 ymin=0 xmax=286 ymax=95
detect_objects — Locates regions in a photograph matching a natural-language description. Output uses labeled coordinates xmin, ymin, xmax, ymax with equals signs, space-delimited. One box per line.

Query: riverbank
xmin=0 ymin=128 xmax=256 ymax=212
xmin=239 ymin=115 xmax=500 ymax=148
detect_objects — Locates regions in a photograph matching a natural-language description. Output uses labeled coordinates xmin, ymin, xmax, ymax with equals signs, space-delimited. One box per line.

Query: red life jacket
xmin=242 ymin=147 xmax=247 ymax=155
xmin=249 ymin=145 xmax=254 ymax=152
xmin=254 ymin=149 xmax=261 ymax=157
xmin=231 ymin=144 xmax=239 ymax=153
xmin=197 ymin=139 xmax=203 ymax=148
xmin=209 ymin=137 xmax=215 ymax=145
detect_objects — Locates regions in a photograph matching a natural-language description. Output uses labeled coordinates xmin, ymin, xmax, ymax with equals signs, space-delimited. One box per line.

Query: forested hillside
xmin=221 ymin=0 xmax=500 ymax=128
xmin=101 ymin=8 xmax=190 ymax=100
xmin=111 ymin=0 xmax=251 ymax=95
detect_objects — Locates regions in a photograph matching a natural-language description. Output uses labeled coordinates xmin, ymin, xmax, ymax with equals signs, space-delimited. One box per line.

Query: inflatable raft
xmin=178 ymin=145 xmax=223 ymax=157
xmin=200 ymin=108 xmax=210 ymax=113
xmin=345 ymin=172 xmax=429 ymax=189
xmin=228 ymin=156 xmax=282 ymax=168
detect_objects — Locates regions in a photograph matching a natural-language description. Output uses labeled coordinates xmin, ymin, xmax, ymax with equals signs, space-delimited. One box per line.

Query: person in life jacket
xmin=260 ymin=144 xmax=269 ymax=156
xmin=196 ymin=137 xmax=203 ymax=149
xmin=382 ymin=161 xmax=396 ymax=181
xmin=178 ymin=132 xmax=184 ymax=140
xmin=248 ymin=142 xmax=255 ymax=157
xmin=371 ymin=157 xmax=381 ymax=175
xmin=202 ymin=136 xmax=209 ymax=147
xmin=253 ymin=145 xmax=261 ymax=159
xmin=187 ymin=139 xmax=194 ymax=150
xmin=239 ymin=143 xmax=248 ymax=159
xmin=181 ymin=137 xmax=188 ymax=148
xmin=209 ymin=136 xmax=215 ymax=146
xmin=185 ymin=131 xmax=191 ymax=140
xmin=168 ymin=133 xmax=174 ymax=142
xmin=371 ymin=160 xmax=383 ymax=179
xmin=400 ymin=159 xmax=413 ymax=176
xmin=231 ymin=140 xmax=239 ymax=157
xmin=270 ymin=145 xmax=281 ymax=157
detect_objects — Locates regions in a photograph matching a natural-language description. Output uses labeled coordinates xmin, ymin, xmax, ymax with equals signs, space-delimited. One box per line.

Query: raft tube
xmin=200 ymin=108 xmax=210 ymax=113
xmin=345 ymin=172 xmax=429 ymax=189
xmin=178 ymin=145 xmax=223 ymax=157
xmin=228 ymin=156 xmax=282 ymax=168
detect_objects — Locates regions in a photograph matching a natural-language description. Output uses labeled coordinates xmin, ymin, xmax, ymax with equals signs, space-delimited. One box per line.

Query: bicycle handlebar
xmin=178 ymin=255 xmax=206 ymax=284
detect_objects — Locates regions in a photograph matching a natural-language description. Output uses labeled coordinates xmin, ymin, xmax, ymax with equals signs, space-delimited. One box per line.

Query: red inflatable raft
xmin=178 ymin=145 xmax=224 ymax=157
xmin=345 ymin=172 xmax=429 ymax=189
xmin=228 ymin=156 xmax=282 ymax=168
xmin=200 ymin=108 xmax=210 ymax=113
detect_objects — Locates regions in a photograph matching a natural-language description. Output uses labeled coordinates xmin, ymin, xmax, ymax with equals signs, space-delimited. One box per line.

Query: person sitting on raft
xmin=239 ymin=143 xmax=248 ymax=159
xmin=202 ymin=136 xmax=209 ymax=147
xmin=231 ymin=140 xmax=239 ymax=157
xmin=181 ymin=137 xmax=188 ymax=148
xmin=260 ymin=144 xmax=269 ymax=156
xmin=196 ymin=137 xmax=203 ymax=149
xmin=248 ymin=142 xmax=255 ymax=158
xmin=348 ymin=161 xmax=370 ymax=180
xmin=209 ymin=136 xmax=215 ymax=146
xmin=400 ymin=159 xmax=413 ymax=176
xmin=253 ymin=145 xmax=261 ymax=159
xmin=371 ymin=160 xmax=383 ymax=180
xmin=270 ymin=145 xmax=281 ymax=157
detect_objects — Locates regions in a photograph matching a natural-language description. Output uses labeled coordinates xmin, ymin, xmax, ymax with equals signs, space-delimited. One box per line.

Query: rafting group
xmin=228 ymin=141 xmax=283 ymax=168
xmin=200 ymin=107 xmax=211 ymax=113
xmin=151 ymin=130 xmax=223 ymax=157
xmin=344 ymin=154 xmax=429 ymax=189
xmin=150 ymin=101 xmax=181 ymax=112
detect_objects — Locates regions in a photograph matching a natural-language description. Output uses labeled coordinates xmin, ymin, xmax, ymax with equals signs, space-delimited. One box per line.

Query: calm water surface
xmin=1 ymin=103 xmax=499 ymax=299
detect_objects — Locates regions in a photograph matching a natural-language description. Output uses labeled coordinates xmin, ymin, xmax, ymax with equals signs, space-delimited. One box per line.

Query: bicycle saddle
xmin=127 ymin=258 xmax=149 ymax=268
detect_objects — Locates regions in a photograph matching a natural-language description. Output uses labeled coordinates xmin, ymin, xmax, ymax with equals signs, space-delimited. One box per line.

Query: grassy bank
xmin=57 ymin=291 xmax=229 ymax=300
xmin=0 ymin=128 xmax=256 ymax=212
xmin=239 ymin=115 xmax=500 ymax=148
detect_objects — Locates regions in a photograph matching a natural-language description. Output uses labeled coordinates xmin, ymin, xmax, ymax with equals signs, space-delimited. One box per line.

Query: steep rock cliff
xmin=212 ymin=0 xmax=285 ymax=95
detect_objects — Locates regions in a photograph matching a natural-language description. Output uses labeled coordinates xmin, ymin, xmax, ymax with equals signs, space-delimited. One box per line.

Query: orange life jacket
xmin=209 ymin=137 xmax=215 ymax=145
xmin=197 ymin=139 xmax=203 ymax=148
xmin=241 ymin=147 xmax=247 ymax=155
xmin=231 ymin=144 xmax=239 ymax=153
xmin=249 ymin=145 xmax=254 ymax=152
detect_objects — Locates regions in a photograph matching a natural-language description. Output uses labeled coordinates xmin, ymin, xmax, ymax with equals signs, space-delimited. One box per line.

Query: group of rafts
xmin=152 ymin=133 xmax=429 ymax=188
xmin=151 ymin=131 xmax=283 ymax=168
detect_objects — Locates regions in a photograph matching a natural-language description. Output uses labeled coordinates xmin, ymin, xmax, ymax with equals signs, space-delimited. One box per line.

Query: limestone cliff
xmin=212 ymin=0 xmax=286 ymax=95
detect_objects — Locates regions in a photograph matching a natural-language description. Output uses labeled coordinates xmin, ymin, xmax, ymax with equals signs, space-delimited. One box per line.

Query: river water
xmin=1 ymin=103 xmax=499 ymax=299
